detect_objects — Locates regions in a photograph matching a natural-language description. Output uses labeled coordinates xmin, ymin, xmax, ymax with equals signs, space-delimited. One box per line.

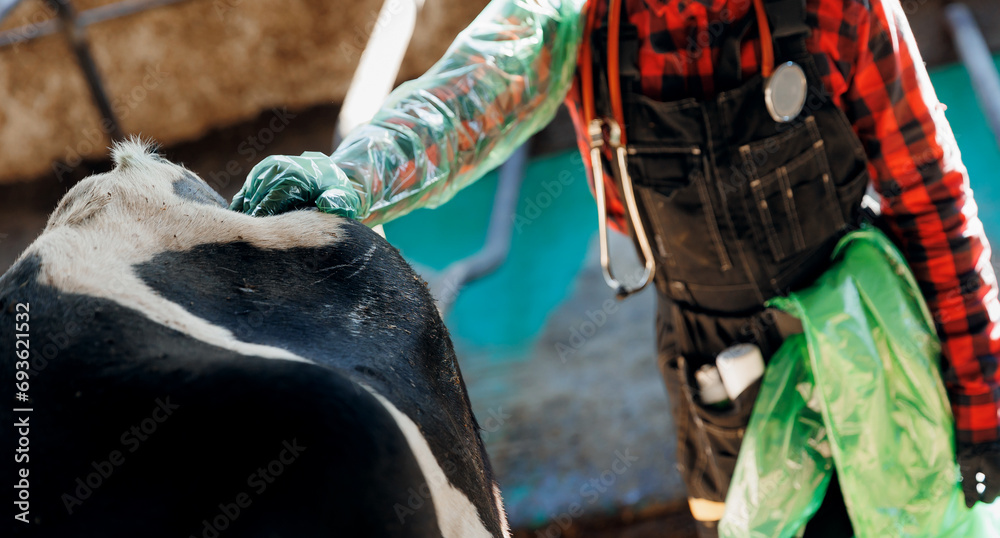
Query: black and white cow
xmin=1 ymin=141 xmax=508 ymax=537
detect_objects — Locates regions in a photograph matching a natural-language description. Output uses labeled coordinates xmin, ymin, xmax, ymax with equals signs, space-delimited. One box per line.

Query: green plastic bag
xmin=719 ymin=227 xmax=1000 ymax=537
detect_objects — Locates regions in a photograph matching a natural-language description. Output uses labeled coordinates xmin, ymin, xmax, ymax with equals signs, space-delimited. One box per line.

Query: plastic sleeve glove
xmin=959 ymin=441 xmax=1000 ymax=507
xmin=230 ymin=153 xmax=360 ymax=218
xmin=230 ymin=0 xmax=587 ymax=225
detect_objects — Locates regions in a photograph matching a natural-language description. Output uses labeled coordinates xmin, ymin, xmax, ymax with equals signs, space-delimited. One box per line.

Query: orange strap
xmin=752 ymin=0 xmax=775 ymax=78
xmin=580 ymin=0 xmax=600 ymax=125
xmin=580 ymin=0 xmax=628 ymax=143
xmin=583 ymin=0 xmax=775 ymax=136
xmin=607 ymin=0 xmax=626 ymax=144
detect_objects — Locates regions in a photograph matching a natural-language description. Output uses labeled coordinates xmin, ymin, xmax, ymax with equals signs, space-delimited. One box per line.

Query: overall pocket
xmin=626 ymin=144 xmax=703 ymax=193
xmin=662 ymin=353 xmax=762 ymax=501
xmin=737 ymin=116 xmax=846 ymax=264
xmin=628 ymin=146 xmax=734 ymax=275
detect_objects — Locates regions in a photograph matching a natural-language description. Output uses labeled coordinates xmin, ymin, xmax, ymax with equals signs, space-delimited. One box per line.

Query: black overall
xmin=590 ymin=1 xmax=870 ymax=535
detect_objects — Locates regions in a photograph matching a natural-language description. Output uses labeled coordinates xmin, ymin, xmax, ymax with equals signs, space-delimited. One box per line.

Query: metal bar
xmin=0 ymin=18 xmax=58 ymax=49
xmin=0 ymin=0 xmax=187 ymax=48
xmin=0 ymin=0 xmax=27 ymax=25
xmin=945 ymin=3 xmax=1000 ymax=150
xmin=78 ymin=0 xmax=187 ymax=26
xmin=432 ymin=144 xmax=528 ymax=316
xmin=46 ymin=0 xmax=124 ymax=140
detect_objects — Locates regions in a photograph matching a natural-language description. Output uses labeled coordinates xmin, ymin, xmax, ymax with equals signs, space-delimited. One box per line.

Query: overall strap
xmin=763 ymin=0 xmax=809 ymax=39
xmin=762 ymin=0 xmax=810 ymax=60
xmin=716 ymin=0 xmax=807 ymax=88
xmin=716 ymin=10 xmax=757 ymax=87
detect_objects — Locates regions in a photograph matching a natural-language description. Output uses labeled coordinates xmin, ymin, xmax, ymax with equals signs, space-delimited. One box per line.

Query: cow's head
xmin=47 ymin=139 xmax=226 ymax=230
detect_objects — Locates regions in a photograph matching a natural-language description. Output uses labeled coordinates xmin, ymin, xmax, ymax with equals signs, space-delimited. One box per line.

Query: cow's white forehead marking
xmin=23 ymin=141 xmax=348 ymax=363
xmin=358 ymin=384 xmax=497 ymax=538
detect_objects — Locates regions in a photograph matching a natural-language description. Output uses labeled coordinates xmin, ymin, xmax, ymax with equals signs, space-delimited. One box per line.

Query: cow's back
xmin=0 ymin=142 xmax=505 ymax=537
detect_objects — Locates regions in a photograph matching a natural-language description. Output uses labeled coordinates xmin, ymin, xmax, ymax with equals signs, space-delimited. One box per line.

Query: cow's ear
xmin=172 ymin=170 xmax=227 ymax=208
xmin=46 ymin=183 xmax=112 ymax=229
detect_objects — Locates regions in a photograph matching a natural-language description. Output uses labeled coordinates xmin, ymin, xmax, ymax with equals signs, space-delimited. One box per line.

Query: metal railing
xmin=0 ymin=0 xmax=194 ymax=143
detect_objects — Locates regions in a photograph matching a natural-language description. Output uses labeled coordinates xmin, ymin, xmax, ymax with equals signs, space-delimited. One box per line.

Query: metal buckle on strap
xmin=589 ymin=118 xmax=656 ymax=300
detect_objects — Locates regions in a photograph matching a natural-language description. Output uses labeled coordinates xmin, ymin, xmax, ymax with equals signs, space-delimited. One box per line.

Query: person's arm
xmin=231 ymin=0 xmax=587 ymax=225
xmin=844 ymin=0 xmax=1000 ymax=504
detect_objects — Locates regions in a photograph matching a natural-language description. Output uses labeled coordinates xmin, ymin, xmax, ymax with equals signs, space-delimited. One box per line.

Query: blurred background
xmin=2 ymin=0 xmax=1000 ymax=535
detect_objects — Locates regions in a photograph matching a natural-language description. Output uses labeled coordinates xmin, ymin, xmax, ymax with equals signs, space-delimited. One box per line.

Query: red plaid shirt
xmin=565 ymin=0 xmax=1000 ymax=444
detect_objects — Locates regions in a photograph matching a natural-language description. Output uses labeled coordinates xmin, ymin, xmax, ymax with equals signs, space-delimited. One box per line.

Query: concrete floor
xmin=451 ymin=233 xmax=686 ymax=532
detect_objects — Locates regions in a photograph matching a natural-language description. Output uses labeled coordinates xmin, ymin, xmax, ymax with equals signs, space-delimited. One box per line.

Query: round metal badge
xmin=764 ymin=61 xmax=808 ymax=123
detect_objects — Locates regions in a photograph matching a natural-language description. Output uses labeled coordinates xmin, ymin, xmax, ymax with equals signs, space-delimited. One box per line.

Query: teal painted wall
xmin=929 ymin=59 xmax=1000 ymax=240
xmin=384 ymin=150 xmax=598 ymax=356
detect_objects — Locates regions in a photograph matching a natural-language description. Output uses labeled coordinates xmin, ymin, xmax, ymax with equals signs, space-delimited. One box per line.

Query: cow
xmin=0 ymin=140 xmax=509 ymax=538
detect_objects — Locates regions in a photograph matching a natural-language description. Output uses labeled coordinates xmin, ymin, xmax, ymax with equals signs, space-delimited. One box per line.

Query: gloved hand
xmin=958 ymin=440 xmax=1000 ymax=507
xmin=230 ymin=152 xmax=362 ymax=218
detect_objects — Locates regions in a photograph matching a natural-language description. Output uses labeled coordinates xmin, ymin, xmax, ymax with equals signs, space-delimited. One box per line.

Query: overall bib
xmin=588 ymin=0 xmax=871 ymax=535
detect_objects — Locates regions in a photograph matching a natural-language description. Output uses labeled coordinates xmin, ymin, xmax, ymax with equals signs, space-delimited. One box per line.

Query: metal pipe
xmin=432 ymin=144 xmax=528 ymax=316
xmin=0 ymin=0 xmax=26 ymax=26
xmin=78 ymin=0 xmax=188 ymax=26
xmin=945 ymin=3 xmax=1000 ymax=150
xmin=46 ymin=0 xmax=124 ymax=141
xmin=0 ymin=0 xmax=188 ymax=48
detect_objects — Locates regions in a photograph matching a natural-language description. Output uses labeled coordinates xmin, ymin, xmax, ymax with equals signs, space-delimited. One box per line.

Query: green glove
xmin=229 ymin=152 xmax=362 ymax=219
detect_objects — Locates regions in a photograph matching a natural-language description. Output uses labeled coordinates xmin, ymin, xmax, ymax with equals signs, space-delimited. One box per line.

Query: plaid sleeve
xmin=845 ymin=0 xmax=1000 ymax=444
xmin=330 ymin=0 xmax=587 ymax=225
